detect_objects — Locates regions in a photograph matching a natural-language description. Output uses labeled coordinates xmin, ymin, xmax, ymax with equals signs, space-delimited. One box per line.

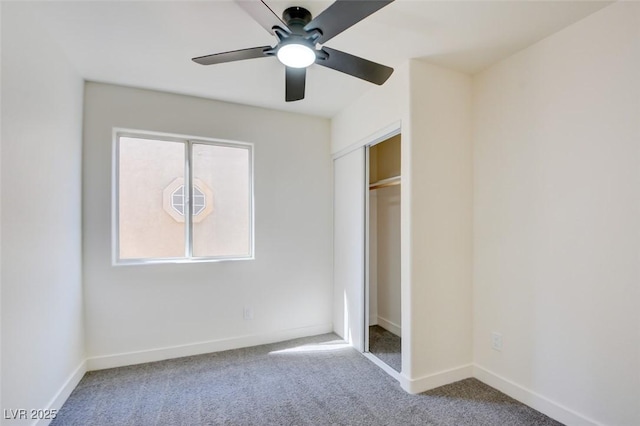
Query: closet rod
xmin=369 ymin=175 xmax=401 ymax=190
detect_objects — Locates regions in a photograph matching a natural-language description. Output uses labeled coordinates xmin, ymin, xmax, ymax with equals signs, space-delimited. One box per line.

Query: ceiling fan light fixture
xmin=192 ymin=1 xmax=396 ymax=101
xmin=277 ymin=43 xmax=316 ymax=68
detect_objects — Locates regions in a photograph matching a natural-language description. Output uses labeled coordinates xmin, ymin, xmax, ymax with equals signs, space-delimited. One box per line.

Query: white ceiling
xmin=20 ymin=0 xmax=611 ymax=117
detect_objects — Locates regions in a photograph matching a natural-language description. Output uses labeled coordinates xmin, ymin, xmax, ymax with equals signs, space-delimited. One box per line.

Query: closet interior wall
xmin=369 ymin=135 xmax=401 ymax=336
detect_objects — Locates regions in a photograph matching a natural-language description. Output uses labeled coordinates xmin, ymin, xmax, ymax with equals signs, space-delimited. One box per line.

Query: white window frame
xmin=112 ymin=128 xmax=255 ymax=265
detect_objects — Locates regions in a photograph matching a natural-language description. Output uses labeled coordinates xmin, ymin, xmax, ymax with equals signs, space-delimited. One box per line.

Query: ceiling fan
xmin=192 ymin=0 xmax=395 ymax=102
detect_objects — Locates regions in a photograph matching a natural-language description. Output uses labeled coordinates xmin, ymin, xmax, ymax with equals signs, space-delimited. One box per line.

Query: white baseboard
xmin=34 ymin=360 xmax=87 ymax=426
xmin=377 ymin=316 xmax=401 ymax=337
xmin=399 ymin=364 xmax=473 ymax=394
xmin=473 ymin=364 xmax=601 ymax=426
xmin=86 ymin=323 xmax=333 ymax=371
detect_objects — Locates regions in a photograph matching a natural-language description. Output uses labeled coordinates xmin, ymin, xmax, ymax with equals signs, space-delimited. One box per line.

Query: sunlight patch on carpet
xmin=269 ymin=340 xmax=350 ymax=354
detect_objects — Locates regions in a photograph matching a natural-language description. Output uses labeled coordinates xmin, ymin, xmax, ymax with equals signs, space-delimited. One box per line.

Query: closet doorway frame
xmin=331 ymin=121 xmax=403 ymax=381
xmin=363 ymin=125 xmax=402 ymax=380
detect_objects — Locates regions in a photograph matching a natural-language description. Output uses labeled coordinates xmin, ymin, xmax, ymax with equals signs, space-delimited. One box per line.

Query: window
xmin=162 ymin=178 xmax=212 ymax=223
xmin=171 ymin=185 xmax=204 ymax=216
xmin=114 ymin=130 xmax=253 ymax=264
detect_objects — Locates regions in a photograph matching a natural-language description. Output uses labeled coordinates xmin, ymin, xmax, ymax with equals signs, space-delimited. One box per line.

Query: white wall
xmin=331 ymin=61 xmax=473 ymax=392
xmin=368 ymin=191 xmax=378 ymax=326
xmin=331 ymin=63 xmax=411 ymax=374
xmin=472 ymin=2 xmax=640 ymax=425
xmin=1 ymin=3 xmax=3 ymax=417
xmin=406 ymin=60 xmax=473 ymax=390
xmin=331 ymin=64 xmax=409 ymax=154
xmin=82 ymin=83 xmax=333 ymax=367
xmin=333 ymin=149 xmax=366 ymax=350
xmin=375 ymin=184 xmax=401 ymax=335
xmin=1 ymin=3 xmax=85 ymax=423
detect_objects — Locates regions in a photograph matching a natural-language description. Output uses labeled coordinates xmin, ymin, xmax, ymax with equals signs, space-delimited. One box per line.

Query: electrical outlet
xmin=243 ymin=306 xmax=254 ymax=320
xmin=491 ymin=332 xmax=503 ymax=351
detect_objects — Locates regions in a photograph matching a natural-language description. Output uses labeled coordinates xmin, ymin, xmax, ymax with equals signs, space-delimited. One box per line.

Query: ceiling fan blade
xmin=317 ymin=47 xmax=393 ymax=85
xmin=236 ymin=0 xmax=291 ymax=36
xmin=285 ymin=67 xmax=306 ymax=102
xmin=192 ymin=46 xmax=272 ymax=65
xmin=304 ymin=0 xmax=394 ymax=44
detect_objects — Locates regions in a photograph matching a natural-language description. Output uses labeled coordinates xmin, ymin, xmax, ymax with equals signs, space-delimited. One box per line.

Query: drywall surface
xmin=330 ymin=62 xmax=411 ymax=376
xmin=369 ymin=134 xmax=401 ymax=182
xmin=375 ymin=184 xmax=401 ymax=334
xmin=1 ymin=3 xmax=85 ymax=423
xmin=473 ymin=2 xmax=640 ymax=425
xmin=331 ymin=59 xmax=473 ymax=389
xmin=83 ymin=83 xmax=332 ymax=363
xmin=331 ymin=64 xmax=409 ymax=154
xmin=333 ymin=149 xmax=365 ymax=350
xmin=408 ymin=60 xmax=473 ymax=383
xmin=1 ymin=4 xmax=3 ymax=418
xmin=368 ymin=191 xmax=378 ymax=326
xmin=370 ymin=137 xmax=402 ymax=335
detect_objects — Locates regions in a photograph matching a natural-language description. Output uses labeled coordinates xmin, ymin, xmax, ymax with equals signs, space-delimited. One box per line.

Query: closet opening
xmin=365 ymin=133 xmax=401 ymax=373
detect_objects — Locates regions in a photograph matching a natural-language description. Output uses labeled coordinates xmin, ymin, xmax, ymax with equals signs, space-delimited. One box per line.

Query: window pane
xmin=192 ymin=143 xmax=251 ymax=257
xmin=192 ymin=187 xmax=206 ymax=215
xmin=118 ymin=137 xmax=185 ymax=259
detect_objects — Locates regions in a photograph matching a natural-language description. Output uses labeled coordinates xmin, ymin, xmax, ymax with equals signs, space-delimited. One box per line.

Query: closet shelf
xmin=369 ymin=175 xmax=401 ymax=190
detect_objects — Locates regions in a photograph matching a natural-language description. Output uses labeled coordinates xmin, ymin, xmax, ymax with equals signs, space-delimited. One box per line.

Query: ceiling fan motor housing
xmin=276 ymin=7 xmax=321 ymax=43
xmin=283 ymin=7 xmax=312 ymax=29
xmin=268 ymin=6 xmax=326 ymax=62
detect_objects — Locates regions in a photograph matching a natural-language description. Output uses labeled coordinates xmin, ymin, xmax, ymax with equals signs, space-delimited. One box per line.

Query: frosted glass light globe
xmin=277 ymin=44 xmax=315 ymax=68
